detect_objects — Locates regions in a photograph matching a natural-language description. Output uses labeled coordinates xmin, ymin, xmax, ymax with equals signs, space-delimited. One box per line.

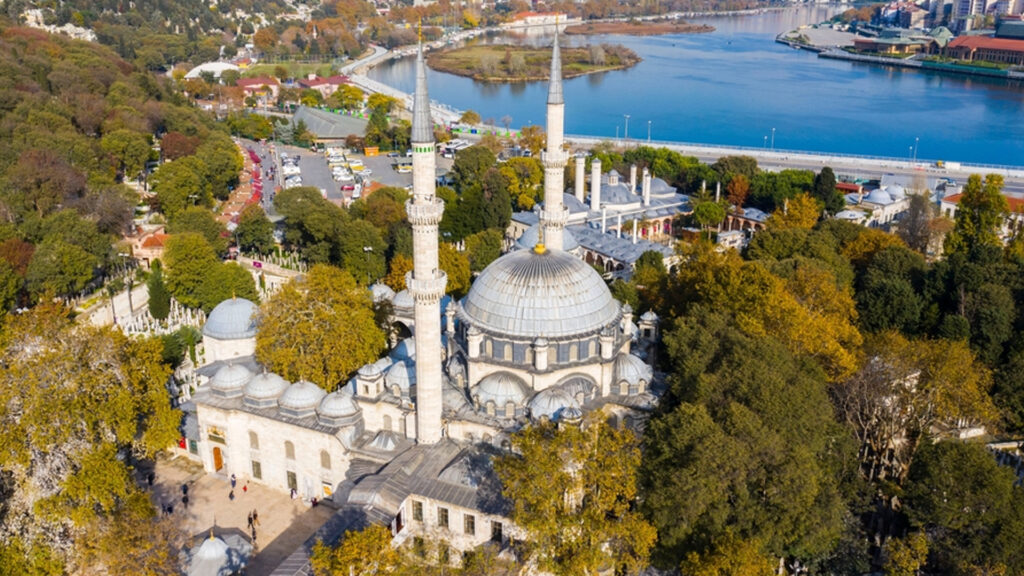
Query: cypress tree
xmin=148 ymin=259 xmax=171 ymax=321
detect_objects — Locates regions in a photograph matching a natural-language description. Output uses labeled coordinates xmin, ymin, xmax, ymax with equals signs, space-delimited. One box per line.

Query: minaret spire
xmin=539 ymin=25 xmax=569 ymax=251
xmin=407 ymin=41 xmax=446 ymax=444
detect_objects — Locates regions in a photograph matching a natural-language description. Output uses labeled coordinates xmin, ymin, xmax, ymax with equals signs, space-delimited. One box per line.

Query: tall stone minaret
xmin=540 ymin=31 xmax=569 ymax=251
xmin=407 ymin=45 xmax=447 ymax=444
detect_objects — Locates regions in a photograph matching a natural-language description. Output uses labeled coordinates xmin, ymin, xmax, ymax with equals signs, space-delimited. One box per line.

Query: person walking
xmin=243 ymin=481 xmax=248 ymax=495
xmin=230 ymin=474 xmax=237 ymax=489
xmin=252 ymin=509 xmax=259 ymax=526
xmin=247 ymin=511 xmax=254 ymax=530
xmin=229 ymin=490 xmax=235 ymax=501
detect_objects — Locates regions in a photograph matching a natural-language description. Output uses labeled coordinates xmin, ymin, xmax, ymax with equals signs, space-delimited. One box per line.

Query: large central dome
xmin=460 ymin=248 xmax=620 ymax=339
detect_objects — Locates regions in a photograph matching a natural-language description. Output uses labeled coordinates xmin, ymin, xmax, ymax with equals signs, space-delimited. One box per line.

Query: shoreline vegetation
xmin=563 ymin=19 xmax=715 ymax=36
xmin=426 ymin=44 xmax=641 ymax=82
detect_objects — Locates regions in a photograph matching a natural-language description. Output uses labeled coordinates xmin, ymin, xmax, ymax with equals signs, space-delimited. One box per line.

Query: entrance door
xmin=287 ymin=471 xmax=297 ymax=492
xmin=212 ymin=447 xmax=224 ymax=472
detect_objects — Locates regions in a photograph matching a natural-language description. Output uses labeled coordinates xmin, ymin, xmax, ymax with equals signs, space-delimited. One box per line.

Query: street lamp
xmin=615 ymin=125 xmax=619 ymax=140
xmin=763 ymin=135 xmax=768 ymax=149
xmin=771 ymin=127 xmax=776 ymax=150
xmin=647 ymin=120 xmax=651 ymax=143
xmin=623 ymin=114 xmax=630 ymax=141
xmin=909 ymin=146 xmax=913 ymax=161
xmin=362 ymin=246 xmax=373 ymax=285
xmin=913 ymin=137 xmax=919 ymax=163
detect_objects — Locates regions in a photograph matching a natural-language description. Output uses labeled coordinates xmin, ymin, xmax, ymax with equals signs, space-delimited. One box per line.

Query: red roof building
xmin=945 ymin=35 xmax=1024 ymax=65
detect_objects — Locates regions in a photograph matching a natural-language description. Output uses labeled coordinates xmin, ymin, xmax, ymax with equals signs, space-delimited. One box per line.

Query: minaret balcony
xmin=541 ymin=149 xmax=568 ymax=167
xmin=406 ymin=270 xmax=448 ymax=302
xmin=405 ymin=197 xmax=445 ymax=226
xmin=539 ymin=205 xmax=569 ymax=227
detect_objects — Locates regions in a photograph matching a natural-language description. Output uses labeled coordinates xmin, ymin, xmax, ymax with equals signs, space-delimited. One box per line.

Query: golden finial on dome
xmin=534 ymin=226 xmax=547 ymax=255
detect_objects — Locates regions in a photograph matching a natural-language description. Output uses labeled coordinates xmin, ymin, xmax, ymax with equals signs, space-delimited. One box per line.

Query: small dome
xmin=243 ymin=372 xmax=289 ymax=402
xmin=864 ymin=188 xmax=894 ymax=205
xmin=279 ymin=380 xmax=327 ymax=412
xmin=649 ymin=177 xmax=676 ymax=196
xmin=640 ymin=310 xmax=658 ymax=322
xmin=385 ymin=359 xmax=416 ymax=392
xmin=393 ymin=290 xmax=414 ymax=310
xmin=561 ymin=405 xmax=583 ymax=421
xmin=390 ymin=338 xmax=416 ymax=361
xmin=614 ymin=353 xmax=652 ymax=386
xmin=203 ymin=298 xmax=258 ymax=340
xmin=461 ymin=249 xmax=621 ymax=340
xmin=559 ymin=375 xmax=595 ymax=400
xmin=370 ymin=282 xmax=396 ymax=303
xmin=195 ymin=535 xmax=229 ymax=562
xmin=529 ymin=387 xmax=579 ymax=420
xmin=516 ymin=223 xmax=580 ymax=252
xmin=887 ymin=184 xmax=906 ymax=200
xmin=358 ymin=357 xmax=391 ymax=379
xmin=318 ymin=389 xmax=360 ymax=419
xmin=474 ymin=372 xmax=528 ymax=407
xmin=835 ymin=210 xmax=866 ymax=221
xmin=211 ymin=363 xmax=253 ymax=395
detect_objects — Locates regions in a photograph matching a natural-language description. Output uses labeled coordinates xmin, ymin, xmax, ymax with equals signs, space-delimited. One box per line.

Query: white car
xmin=358 ymin=168 xmax=372 ymax=176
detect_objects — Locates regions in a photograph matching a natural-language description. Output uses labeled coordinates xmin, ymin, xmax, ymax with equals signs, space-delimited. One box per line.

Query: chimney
xmin=632 ymin=218 xmax=638 ymax=244
xmin=629 ymin=164 xmax=637 ymax=194
xmin=616 ymin=213 xmax=622 ymax=238
xmin=715 ymin=181 xmax=721 ymax=203
xmin=590 ymin=158 xmax=602 ymax=211
xmin=642 ymin=168 xmax=651 ymax=207
xmin=601 ymin=207 xmax=607 ymax=233
xmin=575 ymin=154 xmax=586 ymax=203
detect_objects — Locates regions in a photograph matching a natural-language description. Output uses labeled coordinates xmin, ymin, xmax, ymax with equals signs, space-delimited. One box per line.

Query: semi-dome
xmin=529 ymin=386 xmax=579 ymax=420
xmin=473 ymin=372 xmax=528 ymax=407
xmin=516 ymin=223 xmax=580 ymax=252
xmin=203 ymin=298 xmax=258 ymax=340
xmin=243 ymin=372 xmax=289 ymax=408
xmin=211 ymin=363 xmax=253 ymax=397
xmin=613 ymin=353 xmax=652 ymax=386
xmin=460 ymin=249 xmax=620 ymax=339
xmin=370 ymin=282 xmax=395 ymax=303
xmin=390 ymin=338 xmax=416 ymax=361
xmin=385 ymin=359 xmax=416 ymax=394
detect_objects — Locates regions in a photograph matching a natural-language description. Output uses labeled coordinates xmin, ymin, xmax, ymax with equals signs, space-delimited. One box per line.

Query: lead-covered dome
xmin=243 ymin=372 xmax=289 ymax=408
xmin=474 ymin=372 xmax=528 ymax=407
xmin=460 ymin=249 xmax=620 ymax=339
xmin=211 ymin=363 xmax=253 ymax=398
xmin=279 ymin=380 xmax=326 ymax=417
xmin=203 ymin=298 xmax=258 ymax=340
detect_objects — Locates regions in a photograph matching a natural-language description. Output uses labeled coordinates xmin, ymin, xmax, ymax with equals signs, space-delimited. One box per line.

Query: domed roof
xmin=318 ymin=389 xmax=360 ymax=419
xmin=529 ymin=386 xmax=579 ymax=420
xmin=614 ymin=353 xmax=652 ymax=386
xmin=461 ymin=249 xmax=620 ymax=339
xmin=473 ymin=372 xmax=528 ymax=406
xmin=390 ymin=338 xmax=416 ymax=361
xmin=864 ymin=188 xmax=894 ymax=205
xmin=393 ymin=290 xmax=414 ymax=310
xmin=195 ymin=535 xmax=229 ymax=562
xmin=370 ymin=282 xmax=395 ymax=303
xmin=279 ymin=380 xmax=326 ymax=411
xmin=203 ymin=298 xmax=258 ymax=340
xmin=385 ymin=359 xmax=416 ymax=392
xmin=243 ymin=372 xmax=289 ymax=406
xmin=649 ymin=177 xmax=676 ymax=196
xmin=887 ymin=184 xmax=906 ymax=200
xmin=211 ymin=363 xmax=254 ymax=393
xmin=516 ymin=223 xmax=580 ymax=252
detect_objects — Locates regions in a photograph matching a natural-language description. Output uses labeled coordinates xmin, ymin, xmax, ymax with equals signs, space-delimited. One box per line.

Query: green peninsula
xmin=426 ymin=43 xmax=640 ymax=82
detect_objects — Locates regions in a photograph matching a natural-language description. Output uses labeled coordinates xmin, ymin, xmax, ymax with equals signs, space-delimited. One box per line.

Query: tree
xmin=147 ymin=260 xmax=171 ymax=321
xmin=382 ymin=253 xmax=412 ymax=292
xmin=163 ymin=233 xmax=218 ymax=309
xmin=464 ymin=229 xmax=502 ymax=272
xmin=725 ymin=174 xmax=750 ymax=209
xmin=255 ymin=264 xmax=385 ymax=390
xmin=944 ymin=173 xmax=1008 ymax=255
xmin=680 ymin=532 xmax=775 ymax=576
xmin=439 ymin=243 xmax=471 ymax=298
xmin=903 ymin=441 xmax=1024 ymax=575
xmin=460 ymin=109 xmax=481 ymax=125
xmin=100 ymin=129 xmax=150 ymax=180
xmin=235 ymin=204 xmax=276 ymax=254
xmin=327 ymin=84 xmax=364 ymax=111
xmin=495 ymin=417 xmax=657 ymax=576
xmin=882 ymin=532 xmax=928 ymax=576
xmin=692 ymin=201 xmax=726 ymax=233
xmin=812 ymin=167 xmax=844 ymax=215
xmin=195 ymin=263 xmax=258 ymax=314
xmin=897 ymin=193 xmax=947 ymax=255
xmin=253 ymin=28 xmax=279 ymax=54
xmin=25 ymin=240 xmax=97 ymax=298
xmin=0 ymin=303 xmax=178 ymax=570
xmin=518 ymin=124 xmax=545 ymax=154
xmin=160 ymin=132 xmax=200 ymax=160
xmin=451 ymin=146 xmax=497 ymax=192
xmin=311 ymin=525 xmax=398 ymax=576
xmin=766 ymin=193 xmax=820 ymax=231
xmin=76 ymin=496 xmax=187 ymax=576
xmin=367 ymin=93 xmax=398 ymax=114
xmin=338 ymin=219 xmax=387 ymax=284
xmin=167 ymin=206 xmax=228 ymax=256
xmin=150 ymin=156 xmax=211 ymax=219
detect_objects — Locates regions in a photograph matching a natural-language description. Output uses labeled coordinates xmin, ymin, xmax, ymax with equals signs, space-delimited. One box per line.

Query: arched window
xmin=569 ymin=343 xmax=578 ymax=361
xmin=383 ymin=414 xmax=393 ymax=432
xmin=249 ymin=431 xmax=259 ymax=450
xmin=285 ymin=441 xmax=295 ymax=460
xmin=619 ymin=381 xmax=629 ymax=396
xmin=505 ymin=402 xmax=516 ymax=418
xmin=320 ymin=450 xmax=331 ymax=470
xmin=486 ymin=401 xmax=496 ymax=417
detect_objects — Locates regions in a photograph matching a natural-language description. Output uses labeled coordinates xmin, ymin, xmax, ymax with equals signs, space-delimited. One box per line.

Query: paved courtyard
xmin=145 ymin=453 xmax=335 ymax=575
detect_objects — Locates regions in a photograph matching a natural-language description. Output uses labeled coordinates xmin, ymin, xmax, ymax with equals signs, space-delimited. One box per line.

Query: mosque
xmin=190 ymin=34 xmax=661 ymax=573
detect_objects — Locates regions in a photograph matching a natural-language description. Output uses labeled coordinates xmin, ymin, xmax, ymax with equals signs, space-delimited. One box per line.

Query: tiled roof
xmin=947 ymin=35 xmax=1024 ymax=52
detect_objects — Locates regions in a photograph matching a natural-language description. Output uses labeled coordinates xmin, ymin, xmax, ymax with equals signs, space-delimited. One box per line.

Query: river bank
xmin=563 ymin=19 xmax=713 ymax=36
xmin=426 ymin=44 xmax=641 ymax=82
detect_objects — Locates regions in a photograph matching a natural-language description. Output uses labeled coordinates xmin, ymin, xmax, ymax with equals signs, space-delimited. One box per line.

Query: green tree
xmin=195 ymin=263 xmax=258 ymax=314
xmin=25 ymin=240 xmax=97 ymax=298
xmin=812 ymin=167 xmax=844 ymax=215
xmin=338 ymin=219 xmax=387 ymax=284
xmin=147 ymin=260 xmax=171 ymax=321
xmin=439 ymin=243 xmax=470 ymax=298
xmin=274 ymin=187 xmax=348 ymax=263
xmin=163 ymin=233 xmax=218 ymax=309
xmin=195 ymin=133 xmax=243 ymax=201
xmin=167 ymin=206 xmax=228 ymax=256
xmin=327 ymin=84 xmax=364 ymax=111
xmin=944 ymin=173 xmax=1008 ymax=255
xmin=100 ymin=129 xmax=150 ymax=180
xmin=255 ymin=264 xmax=385 ymax=390
xmin=495 ymin=417 xmax=657 ymax=576
xmin=235 ymin=204 xmax=276 ymax=254
xmin=692 ymin=201 xmax=726 ymax=234
xmin=464 ymin=228 xmax=502 ymax=272
xmin=150 ymin=156 xmax=211 ymax=219
xmin=451 ymin=146 xmax=497 ymax=192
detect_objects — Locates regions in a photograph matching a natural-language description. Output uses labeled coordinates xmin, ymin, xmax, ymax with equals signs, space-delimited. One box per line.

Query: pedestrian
xmin=167 ymin=504 xmax=174 ymax=514
xmin=247 ymin=511 xmax=254 ymax=529
xmin=182 ymin=495 xmax=189 ymax=508
xmin=243 ymin=481 xmax=248 ymax=494
xmin=182 ymin=483 xmax=188 ymax=496
xmin=252 ymin=509 xmax=259 ymax=526
xmin=229 ymin=490 xmax=235 ymax=501
xmin=230 ymin=474 xmax=237 ymax=489
xmin=290 ymin=488 xmax=296 ymax=500
xmin=146 ymin=472 xmax=154 ymax=487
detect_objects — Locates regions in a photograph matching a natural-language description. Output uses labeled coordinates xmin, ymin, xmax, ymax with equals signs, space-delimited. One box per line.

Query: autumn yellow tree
xmin=256 ymin=264 xmax=386 ymax=391
xmin=383 ymin=253 xmax=413 ymax=292
xmin=495 ymin=416 xmax=657 ymax=576
xmin=766 ymin=193 xmax=820 ymax=231
xmin=311 ymin=525 xmax=399 ymax=576
xmin=439 ymin=243 xmax=471 ymax=298
xmin=680 ymin=531 xmax=775 ymax=576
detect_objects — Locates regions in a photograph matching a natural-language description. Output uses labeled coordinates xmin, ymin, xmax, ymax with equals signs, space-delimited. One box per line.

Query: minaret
xmin=407 ymin=44 xmax=447 ymax=445
xmin=540 ymin=29 xmax=569 ymax=251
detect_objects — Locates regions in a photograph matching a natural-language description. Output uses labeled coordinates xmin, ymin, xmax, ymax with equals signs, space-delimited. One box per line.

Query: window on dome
xmin=486 ymin=401 xmax=496 ymax=416
xmin=505 ymin=402 xmax=516 ymax=418
xmin=285 ymin=441 xmax=295 ymax=460
xmin=619 ymin=381 xmax=629 ymax=395
xmin=569 ymin=343 xmax=578 ymax=361
xmin=320 ymin=450 xmax=331 ymax=470
xmin=249 ymin=431 xmax=259 ymax=450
